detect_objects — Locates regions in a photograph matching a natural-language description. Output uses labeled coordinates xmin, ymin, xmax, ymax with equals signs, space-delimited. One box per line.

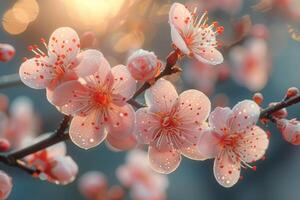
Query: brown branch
xmin=260 ymin=94 xmax=300 ymax=120
xmin=0 ymin=115 xmax=71 ymax=175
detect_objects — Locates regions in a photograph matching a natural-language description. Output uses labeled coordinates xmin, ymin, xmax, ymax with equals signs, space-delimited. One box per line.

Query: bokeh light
xmin=2 ymin=9 xmax=29 ymax=35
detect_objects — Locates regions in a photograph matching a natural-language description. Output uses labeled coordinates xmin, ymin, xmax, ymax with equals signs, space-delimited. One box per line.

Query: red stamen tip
xmin=252 ymin=166 xmax=257 ymax=171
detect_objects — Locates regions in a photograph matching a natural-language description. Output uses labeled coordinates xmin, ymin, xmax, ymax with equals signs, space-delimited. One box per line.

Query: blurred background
xmin=0 ymin=0 xmax=300 ymax=199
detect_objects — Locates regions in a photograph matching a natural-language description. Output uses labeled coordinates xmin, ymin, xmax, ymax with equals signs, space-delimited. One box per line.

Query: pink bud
xmin=252 ymin=93 xmax=264 ymax=105
xmin=0 ymin=138 xmax=10 ymax=152
xmin=49 ymin=156 xmax=78 ymax=185
xmin=78 ymin=171 xmax=108 ymax=200
xmin=0 ymin=170 xmax=12 ymax=200
xmin=0 ymin=43 xmax=15 ymax=62
xmin=286 ymin=87 xmax=299 ymax=98
xmin=277 ymin=119 xmax=300 ymax=145
xmin=127 ymin=49 xmax=163 ymax=82
xmin=251 ymin=24 xmax=269 ymax=39
xmin=269 ymin=102 xmax=288 ymax=119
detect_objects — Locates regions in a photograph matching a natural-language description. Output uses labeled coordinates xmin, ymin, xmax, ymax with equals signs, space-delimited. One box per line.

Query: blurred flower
xmin=198 ymin=100 xmax=269 ymax=187
xmin=0 ymin=97 xmax=40 ymax=149
xmin=0 ymin=138 xmax=11 ymax=152
xmin=169 ymin=3 xmax=223 ymax=65
xmin=24 ymin=134 xmax=78 ymax=185
xmin=117 ymin=150 xmax=168 ymax=200
xmin=19 ymin=27 xmax=101 ymax=103
xmin=79 ymin=171 xmax=108 ymax=200
xmin=0 ymin=170 xmax=12 ymax=200
xmin=0 ymin=43 xmax=15 ymax=62
xmin=80 ymin=31 xmax=99 ymax=49
xmin=52 ymin=54 xmax=136 ymax=150
xmin=229 ymin=38 xmax=271 ymax=91
xmin=277 ymin=118 xmax=300 ymax=145
xmin=183 ymin=60 xmax=230 ymax=96
xmin=136 ymin=79 xmax=210 ymax=174
xmin=127 ymin=49 xmax=164 ymax=82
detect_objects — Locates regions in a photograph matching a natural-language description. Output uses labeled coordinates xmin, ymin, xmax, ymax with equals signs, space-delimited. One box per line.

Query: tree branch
xmin=259 ymin=94 xmax=300 ymax=120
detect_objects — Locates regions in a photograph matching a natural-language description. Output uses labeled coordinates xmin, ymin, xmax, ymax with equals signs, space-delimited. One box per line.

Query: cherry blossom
xmin=277 ymin=118 xmax=300 ymax=145
xmin=24 ymin=134 xmax=78 ymax=185
xmin=117 ymin=150 xmax=168 ymax=200
xmin=0 ymin=43 xmax=15 ymax=62
xmin=51 ymin=54 xmax=137 ymax=150
xmin=0 ymin=170 xmax=12 ymax=200
xmin=169 ymin=3 xmax=224 ymax=65
xmin=127 ymin=49 xmax=164 ymax=82
xmin=0 ymin=97 xmax=40 ymax=149
xmin=79 ymin=171 xmax=108 ymax=200
xmin=19 ymin=27 xmax=101 ymax=103
xmin=198 ymin=100 xmax=269 ymax=187
xmin=135 ymin=79 xmax=211 ymax=174
xmin=229 ymin=38 xmax=271 ymax=91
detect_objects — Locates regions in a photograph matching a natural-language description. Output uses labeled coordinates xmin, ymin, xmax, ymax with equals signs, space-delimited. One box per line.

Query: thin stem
xmin=260 ymin=94 xmax=300 ymax=119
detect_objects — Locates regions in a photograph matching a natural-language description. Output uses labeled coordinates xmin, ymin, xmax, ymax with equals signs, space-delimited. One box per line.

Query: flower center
xmin=93 ymin=92 xmax=110 ymax=106
xmin=161 ymin=116 xmax=177 ymax=128
xmin=219 ymin=134 xmax=241 ymax=149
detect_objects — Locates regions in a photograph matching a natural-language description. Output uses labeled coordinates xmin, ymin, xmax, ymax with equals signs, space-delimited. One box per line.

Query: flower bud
xmin=0 ymin=138 xmax=10 ymax=152
xmin=127 ymin=49 xmax=163 ymax=82
xmin=0 ymin=170 xmax=12 ymax=200
xmin=79 ymin=171 xmax=108 ymax=200
xmin=0 ymin=43 xmax=15 ymax=62
xmin=286 ymin=87 xmax=299 ymax=98
xmin=277 ymin=119 xmax=300 ymax=145
xmin=252 ymin=93 xmax=264 ymax=105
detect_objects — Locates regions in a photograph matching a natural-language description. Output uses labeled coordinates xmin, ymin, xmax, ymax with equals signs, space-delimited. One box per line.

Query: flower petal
xmin=198 ymin=130 xmax=221 ymax=159
xmin=230 ymin=100 xmax=260 ymax=133
xmin=213 ymin=150 xmax=241 ymax=188
xmin=145 ymin=79 xmax=178 ymax=113
xmin=69 ymin=110 xmax=107 ymax=149
xmin=135 ymin=108 xmax=161 ymax=144
xmin=111 ymin=65 xmax=137 ymax=101
xmin=209 ymin=107 xmax=233 ymax=135
xmin=171 ymin=25 xmax=190 ymax=55
xmin=169 ymin=3 xmax=192 ymax=31
xmin=106 ymin=132 xmax=137 ymax=151
xmin=48 ymin=27 xmax=80 ymax=64
xmin=148 ymin=146 xmax=181 ymax=174
xmin=51 ymin=80 xmax=88 ymax=113
xmin=177 ymin=89 xmax=211 ymax=123
xmin=107 ymin=104 xmax=135 ymax=139
xmin=181 ymin=143 xmax=207 ymax=160
xmin=236 ymin=125 xmax=269 ymax=163
xmin=19 ymin=57 xmax=54 ymax=89
xmin=194 ymin=48 xmax=224 ymax=65
xmin=75 ymin=49 xmax=104 ymax=77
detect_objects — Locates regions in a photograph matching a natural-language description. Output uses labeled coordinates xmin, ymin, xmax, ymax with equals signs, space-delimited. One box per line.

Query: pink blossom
xmin=0 ymin=97 xmax=40 ymax=149
xmin=198 ymin=100 xmax=269 ymax=187
xmin=169 ymin=3 xmax=223 ymax=65
xmin=277 ymin=118 xmax=300 ymax=145
xmin=0 ymin=138 xmax=10 ymax=152
xmin=24 ymin=134 xmax=78 ymax=184
xmin=0 ymin=170 xmax=12 ymax=200
xmin=127 ymin=49 xmax=163 ymax=82
xmin=229 ymin=38 xmax=271 ymax=91
xmin=19 ymin=27 xmax=101 ymax=103
xmin=0 ymin=43 xmax=15 ymax=62
xmin=48 ymin=155 xmax=78 ymax=185
xmin=51 ymin=54 xmax=137 ymax=150
xmin=136 ymin=79 xmax=211 ymax=174
xmin=79 ymin=171 xmax=108 ymax=200
xmin=106 ymin=132 xmax=137 ymax=151
xmin=117 ymin=150 xmax=168 ymax=200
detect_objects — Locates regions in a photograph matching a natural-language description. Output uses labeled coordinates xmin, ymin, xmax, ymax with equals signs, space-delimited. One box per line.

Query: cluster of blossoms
xmin=0 ymin=1 xmax=298 ymax=200
xmin=78 ymin=150 xmax=168 ymax=200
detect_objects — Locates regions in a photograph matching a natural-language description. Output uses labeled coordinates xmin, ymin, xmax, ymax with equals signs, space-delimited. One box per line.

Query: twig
xmin=260 ymin=94 xmax=300 ymax=120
